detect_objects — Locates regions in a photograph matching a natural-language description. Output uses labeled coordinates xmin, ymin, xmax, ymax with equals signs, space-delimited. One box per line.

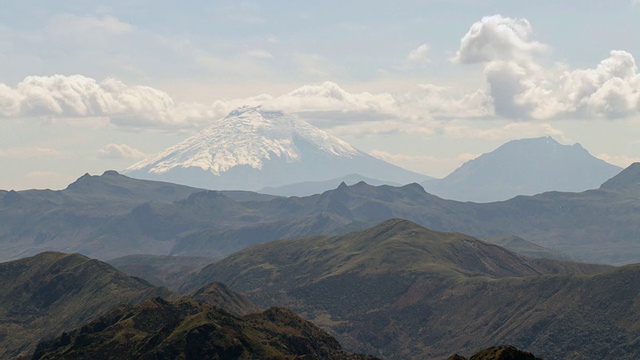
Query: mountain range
xmin=182 ymin=219 xmax=637 ymax=360
xmin=0 ymin=248 xmax=550 ymax=360
xmin=1 ymin=162 xmax=640 ymax=264
xmin=124 ymin=109 xmax=620 ymax=202
xmin=422 ymin=137 xmax=622 ymax=202
xmin=124 ymin=106 xmax=430 ymax=190
xmin=0 ymin=226 xmax=620 ymax=359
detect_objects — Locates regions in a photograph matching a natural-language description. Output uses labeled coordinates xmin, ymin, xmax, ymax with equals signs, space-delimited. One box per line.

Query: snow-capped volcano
xmin=124 ymin=106 xmax=430 ymax=191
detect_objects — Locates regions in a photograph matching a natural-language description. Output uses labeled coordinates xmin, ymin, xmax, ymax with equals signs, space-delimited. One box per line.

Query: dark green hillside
xmin=183 ymin=220 xmax=637 ymax=360
xmin=32 ymin=297 xmax=378 ymax=360
xmin=187 ymin=282 xmax=259 ymax=315
xmin=0 ymin=252 xmax=172 ymax=359
xmin=183 ymin=219 xmax=609 ymax=293
xmin=449 ymin=345 xmax=542 ymax=360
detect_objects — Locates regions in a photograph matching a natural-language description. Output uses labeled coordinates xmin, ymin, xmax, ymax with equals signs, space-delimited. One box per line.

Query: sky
xmin=1 ymin=0 xmax=640 ymax=190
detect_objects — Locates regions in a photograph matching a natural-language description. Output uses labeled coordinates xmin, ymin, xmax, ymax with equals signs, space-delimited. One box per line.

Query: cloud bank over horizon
xmin=0 ymin=14 xmax=638 ymax=134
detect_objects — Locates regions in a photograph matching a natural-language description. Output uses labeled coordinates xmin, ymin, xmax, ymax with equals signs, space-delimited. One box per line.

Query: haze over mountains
xmin=1 ymin=170 xmax=639 ymax=358
xmin=124 ymin=108 xmax=622 ymax=201
xmin=422 ymin=137 xmax=622 ymax=202
xmin=125 ymin=106 xmax=430 ymax=191
xmin=1 ymin=162 xmax=640 ymax=264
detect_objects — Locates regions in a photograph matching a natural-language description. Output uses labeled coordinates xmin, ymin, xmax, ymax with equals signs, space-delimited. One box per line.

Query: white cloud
xmin=263 ymin=81 xmax=398 ymax=116
xmin=454 ymin=15 xmax=640 ymax=120
xmin=0 ymin=75 xmax=495 ymax=136
xmin=407 ymin=44 xmax=430 ymax=62
xmin=98 ymin=143 xmax=146 ymax=159
xmin=0 ymin=75 xmax=223 ymax=129
xmin=453 ymin=14 xmax=547 ymax=64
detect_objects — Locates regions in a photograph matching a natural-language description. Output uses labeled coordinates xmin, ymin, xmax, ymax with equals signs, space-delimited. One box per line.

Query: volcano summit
xmin=125 ymin=106 xmax=430 ymax=191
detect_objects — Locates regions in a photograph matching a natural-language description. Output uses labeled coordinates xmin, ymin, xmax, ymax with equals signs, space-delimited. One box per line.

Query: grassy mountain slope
xmin=1 ymin=251 xmax=326 ymax=358
xmin=182 ymin=220 xmax=636 ymax=359
xmin=187 ymin=282 xmax=259 ymax=316
xmin=0 ymin=252 xmax=172 ymax=358
xmin=32 ymin=297 xmax=378 ymax=360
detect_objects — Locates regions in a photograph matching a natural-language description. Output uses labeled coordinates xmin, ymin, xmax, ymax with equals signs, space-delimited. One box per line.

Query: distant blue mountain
xmin=422 ymin=137 xmax=622 ymax=202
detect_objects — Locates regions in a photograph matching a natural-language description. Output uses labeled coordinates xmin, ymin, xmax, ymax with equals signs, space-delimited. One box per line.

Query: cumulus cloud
xmin=263 ymin=81 xmax=398 ymax=115
xmin=454 ymin=15 xmax=640 ymax=120
xmin=97 ymin=143 xmax=146 ymax=159
xmin=453 ymin=15 xmax=547 ymax=64
xmin=0 ymin=75 xmax=223 ymax=129
xmin=407 ymin=44 xmax=430 ymax=62
xmin=0 ymin=74 xmax=495 ymax=136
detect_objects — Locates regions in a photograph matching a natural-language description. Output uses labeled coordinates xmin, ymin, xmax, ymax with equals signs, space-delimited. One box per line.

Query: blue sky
xmin=1 ymin=1 xmax=640 ymax=189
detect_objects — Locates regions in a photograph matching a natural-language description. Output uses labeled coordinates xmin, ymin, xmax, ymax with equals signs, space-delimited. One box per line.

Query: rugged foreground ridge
xmin=182 ymin=219 xmax=638 ymax=359
xmin=447 ymin=345 xmax=542 ymax=360
xmin=0 ymin=251 xmax=378 ymax=359
xmin=32 ymin=297 xmax=377 ymax=360
xmin=0 ymin=252 xmax=172 ymax=359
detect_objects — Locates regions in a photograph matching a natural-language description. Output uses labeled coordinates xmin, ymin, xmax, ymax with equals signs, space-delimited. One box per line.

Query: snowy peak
xmin=123 ymin=106 xmax=429 ymax=191
xmin=126 ymin=106 xmax=360 ymax=176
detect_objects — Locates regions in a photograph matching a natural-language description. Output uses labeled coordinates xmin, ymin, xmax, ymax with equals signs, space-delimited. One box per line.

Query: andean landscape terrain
xmin=1 ymin=107 xmax=639 ymax=359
